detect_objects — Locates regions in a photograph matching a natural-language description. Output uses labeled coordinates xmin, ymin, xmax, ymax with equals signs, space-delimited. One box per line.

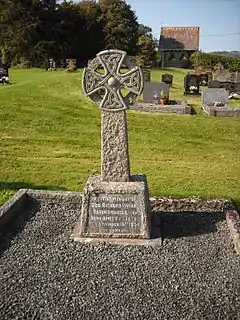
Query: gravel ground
xmin=0 ymin=194 xmax=239 ymax=320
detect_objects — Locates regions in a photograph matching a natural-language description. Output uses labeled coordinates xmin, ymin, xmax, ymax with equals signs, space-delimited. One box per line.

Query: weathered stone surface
xmin=82 ymin=49 xmax=143 ymax=112
xmin=0 ymin=189 xmax=28 ymax=230
xmin=82 ymin=49 xmax=143 ymax=182
xmin=77 ymin=49 xmax=150 ymax=241
xmin=72 ymin=174 xmax=151 ymax=239
xmin=130 ymin=102 xmax=192 ymax=115
xmin=202 ymin=105 xmax=240 ymax=118
xmin=202 ymin=88 xmax=229 ymax=106
xmin=101 ymin=110 xmax=130 ymax=182
xmin=226 ymin=209 xmax=240 ymax=254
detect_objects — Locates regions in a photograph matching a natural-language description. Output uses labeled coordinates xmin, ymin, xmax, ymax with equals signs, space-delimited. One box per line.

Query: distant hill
xmin=207 ymin=51 xmax=240 ymax=58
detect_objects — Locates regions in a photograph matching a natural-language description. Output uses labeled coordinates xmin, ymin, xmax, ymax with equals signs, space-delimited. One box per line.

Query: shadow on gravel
xmin=151 ymin=211 xmax=226 ymax=240
xmin=0 ymin=198 xmax=40 ymax=257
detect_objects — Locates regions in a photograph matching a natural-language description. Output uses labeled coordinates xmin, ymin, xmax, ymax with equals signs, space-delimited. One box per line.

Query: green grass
xmin=1 ymin=68 xmax=240 ymax=208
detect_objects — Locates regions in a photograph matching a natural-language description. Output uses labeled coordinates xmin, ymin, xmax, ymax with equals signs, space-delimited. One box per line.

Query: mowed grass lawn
xmin=0 ymin=68 xmax=240 ymax=207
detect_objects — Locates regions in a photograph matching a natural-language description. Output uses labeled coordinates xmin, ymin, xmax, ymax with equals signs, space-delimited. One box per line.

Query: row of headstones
xmin=142 ymin=67 xmax=205 ymax=97
xmin=142 ymin=68 xmax=173 ymax=87
xmin=142 ymin=67 xmax=239 ymax=96
xmin=184 ymin=73 xmax=240 ymax=95
xmin=46 ymin=58 xmax=77 ymax=72
xmin=140 ymin=66 xmax=240 ymax=104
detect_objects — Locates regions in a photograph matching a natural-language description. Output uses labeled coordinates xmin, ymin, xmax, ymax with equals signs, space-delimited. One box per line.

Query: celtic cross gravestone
xmin=82 ymin=49 xmax=143 ymax=182
xmin=72 ymin=49 xmax=151 ymax=243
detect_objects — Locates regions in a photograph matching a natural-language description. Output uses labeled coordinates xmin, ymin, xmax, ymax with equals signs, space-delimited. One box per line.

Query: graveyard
xmin=0 ymin=66 xmax=240 ymax=205
xmin=1 ymin=61 xmax=240 ymax=319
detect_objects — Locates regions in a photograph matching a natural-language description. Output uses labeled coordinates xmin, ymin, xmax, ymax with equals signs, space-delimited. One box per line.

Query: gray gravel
xmin=0 ymin=195 xmax=239 ymax=320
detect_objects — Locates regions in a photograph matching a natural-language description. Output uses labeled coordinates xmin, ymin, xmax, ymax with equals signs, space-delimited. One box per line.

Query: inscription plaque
xmin=87 ymin=194 xmax=141 ymax=235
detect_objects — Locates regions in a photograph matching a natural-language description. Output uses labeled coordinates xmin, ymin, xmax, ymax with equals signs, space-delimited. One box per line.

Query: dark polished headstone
xmin=199 ymin=73 xmax=209 ymax=86
xmin=162 ymin=73 xmax=173 ymax=87
xmin=208 ymin=80 xmax=221 ymax=88
xmin=142 ymin=68 xmax=151 ymax=82
xmin=220 ymin=81 xmax=234 ymax=93
xmin=0 ymin=68 xmax=9 ymax=84
xmin=184 ymin=74 xmax=200 ymax=95
xmin=206 ymin=71 xmax=213 ymax=83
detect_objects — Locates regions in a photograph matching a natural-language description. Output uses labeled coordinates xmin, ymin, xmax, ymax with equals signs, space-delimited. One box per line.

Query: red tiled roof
xmin=159 ymin=27 xmax=200 ymax=51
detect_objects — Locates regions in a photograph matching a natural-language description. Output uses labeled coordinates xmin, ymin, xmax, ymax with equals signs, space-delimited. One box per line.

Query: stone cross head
xmin=82 ymin=49 xmax=144 ymax=182
xmin=82 ymin=49 xmax=144 ymax=111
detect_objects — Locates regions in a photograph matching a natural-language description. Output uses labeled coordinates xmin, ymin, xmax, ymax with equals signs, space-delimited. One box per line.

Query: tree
xmin=99 ymin=0 xmax=139 ymax=55
xmin=135 ymin=24 xmax=157 ymax=66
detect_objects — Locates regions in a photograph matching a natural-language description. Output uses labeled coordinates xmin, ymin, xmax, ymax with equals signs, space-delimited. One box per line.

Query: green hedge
xmin=190 ymin=52 xmax=240 ymax=71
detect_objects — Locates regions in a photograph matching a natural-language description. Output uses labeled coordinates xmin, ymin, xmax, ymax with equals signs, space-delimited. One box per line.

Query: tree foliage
xmin=135 ymin=24 xmax=157 ymax=66
xmin=0 ymin=0 xmax=157 ymax=67
xmin=190 ymin=52 xmax=240 ymax=71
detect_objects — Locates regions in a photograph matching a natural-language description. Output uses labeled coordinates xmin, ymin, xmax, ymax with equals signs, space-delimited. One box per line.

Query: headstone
xmin=73 ymin=49 xmax=151 ymax=242
xmin=142 ymin=68 xmax=151 ymax=82
xmin=208 ymin=80 xmax=221 ymax=88
xmin=199 ymin=73 xmax=208 ymax=86
xmin=220 ymin=81 xmax=234 ymax=93
xmin=162 ymin=73 xmax=173 ymax=87
xmin=214 ymin=62 xmax=224 ymax=71
xmin=194 ymin=65 xmax=203 ymax=75
xmin=206 ymin=71 xmax=213 ymax=83
xmin=184 ymin=74 xmax=200 ymax=94
xmin=143 ymin=82 xmax=169 ymax=104
xmin=233 ymin=82 xmax=240 ymax=93
xmin=46 ymin=58 xmax=56 ymax=71
xmin=0 ymin=68 xmax=9 ymax=84
xmin=61 ymin=59 xmax=67 ymax=68
xmin=66 ymin=58 xmax=77 ymax=72
xmin=202 ymin=88 xmax=229 ymax=106
xmin=230 ymin=71 xmax=240 ymax=83
xmin=214 ymin=70 xmax=226 ymax=82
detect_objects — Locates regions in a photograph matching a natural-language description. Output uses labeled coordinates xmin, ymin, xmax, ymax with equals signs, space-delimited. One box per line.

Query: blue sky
xmin=127 ymin=0 xmax=240 ymax=52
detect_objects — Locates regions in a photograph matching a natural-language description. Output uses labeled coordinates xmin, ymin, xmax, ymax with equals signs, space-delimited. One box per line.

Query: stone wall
xmin=130 ymin=102 xmax=192 ymax=115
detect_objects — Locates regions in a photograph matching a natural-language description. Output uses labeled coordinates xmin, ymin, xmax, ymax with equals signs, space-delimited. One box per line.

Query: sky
xmin=126 ymin=0 xmax=240 ymax=52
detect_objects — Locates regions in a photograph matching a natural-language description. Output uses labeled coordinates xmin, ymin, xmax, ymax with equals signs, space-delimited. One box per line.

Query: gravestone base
xmin=183 ymin=91 xmax=201 ymax=96
xmin=72 ymin=174 xmax=153 ymax=245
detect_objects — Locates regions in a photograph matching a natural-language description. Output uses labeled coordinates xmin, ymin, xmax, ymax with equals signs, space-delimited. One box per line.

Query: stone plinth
xmin=72 ymin=174 xmax=151 ymax=241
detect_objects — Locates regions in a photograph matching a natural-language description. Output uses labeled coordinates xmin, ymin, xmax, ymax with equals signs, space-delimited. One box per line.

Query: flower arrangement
xmin=189 ymin=85 xmax=198 ymax=93
xmin=160 ymin=94 xmax=169 ymax=105
xmin=0 ymin=75 xmax=9 ymax=84
xmin=152 ymin=91 xmax=160 ymax=104
xmin=213 ymin=101 xmax=224 ymax=107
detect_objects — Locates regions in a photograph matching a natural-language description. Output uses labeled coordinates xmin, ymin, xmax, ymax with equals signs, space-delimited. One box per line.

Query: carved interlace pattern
xmin=82 ymin=50 xmax=144 ymax=111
